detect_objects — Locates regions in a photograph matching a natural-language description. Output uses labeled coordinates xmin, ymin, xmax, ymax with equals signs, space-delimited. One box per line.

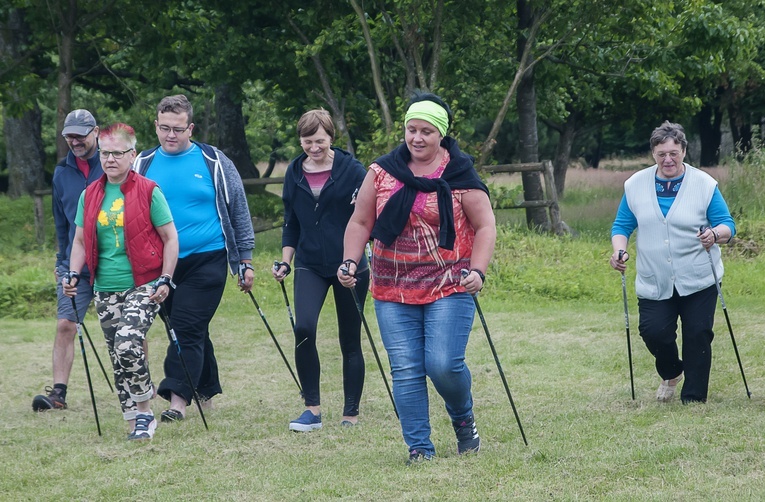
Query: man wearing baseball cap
xmin=32 ymin=109 xmax=104 ymax=411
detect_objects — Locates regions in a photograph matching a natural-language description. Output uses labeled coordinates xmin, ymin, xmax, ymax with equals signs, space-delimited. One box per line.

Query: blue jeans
xmin=375 ymin=293 xmax=475 ymax=456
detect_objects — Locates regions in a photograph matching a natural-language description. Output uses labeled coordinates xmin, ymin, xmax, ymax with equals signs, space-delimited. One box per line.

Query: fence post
xmin=33 ymin=189 xmax=51 ymax=246
xmin=542 ymin=160 xmax=562 ymax=233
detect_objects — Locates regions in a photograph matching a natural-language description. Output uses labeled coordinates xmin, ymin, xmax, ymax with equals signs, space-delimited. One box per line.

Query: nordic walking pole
xmin=70 ymin=296 xmax=101 ymax=436
xmin=618 ymin=250 xmax=635 ymax=400
xmin=80 ymin=320 xmax=114 ymax=393
xmin=461 ymin=270 xmax=527 ymax=446
xmin=340 ymin=265 xmax=398 ymax=419
xmin=244 ymin=289 xmax=302 ymax=394
xmin=158 ymin=304 xmax=209 ymax=430
xmin=274 ymin=262 xmax=296 ymax=332
xmin=699 ymin=226 xmax=751 ymax=398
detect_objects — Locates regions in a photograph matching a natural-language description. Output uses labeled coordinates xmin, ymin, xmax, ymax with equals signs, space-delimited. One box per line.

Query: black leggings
xmin=293 ymin=267 xmax=369 ymax=416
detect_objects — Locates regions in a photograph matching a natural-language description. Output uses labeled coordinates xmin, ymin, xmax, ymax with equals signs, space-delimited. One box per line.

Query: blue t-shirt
xmin=143 ymin=144 xmax=224 ymax=258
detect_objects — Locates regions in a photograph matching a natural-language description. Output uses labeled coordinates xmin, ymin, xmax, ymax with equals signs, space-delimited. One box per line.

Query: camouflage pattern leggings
xmin=95 ymin=283 xmax=159 ymax=420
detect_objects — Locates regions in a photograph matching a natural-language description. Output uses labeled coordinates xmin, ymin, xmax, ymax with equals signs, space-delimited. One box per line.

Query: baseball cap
xmin=62 ymin=109 xmax=97 ymax=137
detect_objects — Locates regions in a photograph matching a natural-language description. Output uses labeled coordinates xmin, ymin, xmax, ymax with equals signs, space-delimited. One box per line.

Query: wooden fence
xmin=480 ymin=160 xmax=562 ymax=232
xmin=32 ymin=161 xmax=561 ymax=243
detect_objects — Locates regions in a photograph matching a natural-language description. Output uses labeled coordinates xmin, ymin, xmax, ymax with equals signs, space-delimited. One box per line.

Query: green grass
xmin=4 ymin=160 xmax=765 ymax=500
xmin=5 ymin=277 xmax=765 ymax=500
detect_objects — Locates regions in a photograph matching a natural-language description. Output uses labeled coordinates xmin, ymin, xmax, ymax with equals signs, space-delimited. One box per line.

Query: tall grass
xmin=725 ymin=146 xmax=765 ymax=220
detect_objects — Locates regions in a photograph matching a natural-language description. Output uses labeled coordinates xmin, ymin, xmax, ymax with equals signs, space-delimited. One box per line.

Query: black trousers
xmin=158 ymin=249 xmax=228 ymax=405
xmin=637 ymin=285 xmax=717 ymax=402
xmin=293 ymin=267 xmax=369 ymax=416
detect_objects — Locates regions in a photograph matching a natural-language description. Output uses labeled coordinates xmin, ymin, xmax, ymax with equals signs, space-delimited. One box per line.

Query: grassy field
xmin=3 ymin=162 xmax=765 ymax=500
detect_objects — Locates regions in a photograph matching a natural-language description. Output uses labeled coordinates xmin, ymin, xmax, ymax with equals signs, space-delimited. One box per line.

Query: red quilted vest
xmin=82 ymin=170 xmax=164 ymax=287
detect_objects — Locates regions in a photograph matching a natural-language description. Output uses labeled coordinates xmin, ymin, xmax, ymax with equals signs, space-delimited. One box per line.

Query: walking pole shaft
xmin=158 ymin=305 xmax=209 ymax=430
xmin=348 ymin=285 xmax=398 ymax=419
xmin=246 ymin=291 xmax=302 ymax=393
xmin=618 ymin=250 xmax=635 ymax=400
xmin=700 ymin=226 xmax=751 ymax=398
xmin=621 ymin=274 xmax=636 ymax=400
xmin=461 ymin=269 xmax=527 ymax=445
xmin=71 ymin=298 xmax=101 ymax=436
xmin=279 ymin=281 xmax=296 ymax=332
xmin=80 ymin=321 xmax=115 ymax=393
xmin=472 ymin=295 xmax=528 ymax=446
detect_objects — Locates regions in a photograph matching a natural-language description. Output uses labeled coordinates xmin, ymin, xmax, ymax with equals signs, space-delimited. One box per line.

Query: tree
xmin=0 ymin=8 xmax=45 ymax=197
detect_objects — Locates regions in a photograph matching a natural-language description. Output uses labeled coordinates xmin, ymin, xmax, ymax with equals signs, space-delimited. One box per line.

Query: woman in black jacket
xmin=273 ymin=109 xmax=369 ymax=432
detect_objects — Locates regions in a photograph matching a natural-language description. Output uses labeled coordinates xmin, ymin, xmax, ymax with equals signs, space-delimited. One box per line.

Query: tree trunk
xmin=55 ymin=0 xmax=77 ymax=160
xmin=350 ymin=0 xmax=393 ymax=142
xmin=215 ymin=83 xmax=260 ymax=183
xmin=1 ymin=9 xmax=45 ymax=197
xmin=728 ymin=103 xmax=752 ymax=158
xmin=552 ymin=111 xmax=579 ymax=197
xmin=382 ymin=9 xmax=416 ymax=97
xmin=696 ymin=102 xmax=722 ymax=167
xmin=287 ymin=17 xmax=354 ymax=154
xmin=428 ymin=0 xmax=444 ymax=88
xmin=516 ymin=0 xmax=549 ymax=230
xmin=5 ymin=106 xmax=46 ymax=198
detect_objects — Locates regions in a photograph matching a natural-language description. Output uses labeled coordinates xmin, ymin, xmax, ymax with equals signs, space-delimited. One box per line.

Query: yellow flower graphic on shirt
xmin=97 ymin=197 xmax=125 ymax=247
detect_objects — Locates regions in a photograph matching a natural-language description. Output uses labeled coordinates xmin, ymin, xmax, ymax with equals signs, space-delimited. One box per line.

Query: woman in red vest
xmin=63 ymin=123 xmax=178 ymax=441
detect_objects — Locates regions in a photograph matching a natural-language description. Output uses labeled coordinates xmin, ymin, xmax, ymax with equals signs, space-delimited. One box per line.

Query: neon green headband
xmin=405 ymin=100 xmax=449 ymax=137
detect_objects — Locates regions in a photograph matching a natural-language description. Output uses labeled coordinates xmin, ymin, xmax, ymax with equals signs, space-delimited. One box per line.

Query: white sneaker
xmin=129 ymin=413 xmax=157 ymax=440
xmin=656 ymin=373 xmax=684 ymax=402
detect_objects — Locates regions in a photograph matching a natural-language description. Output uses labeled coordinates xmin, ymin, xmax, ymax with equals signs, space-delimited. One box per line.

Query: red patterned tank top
xmin=370 ymin=151 xmax=476 ymax=304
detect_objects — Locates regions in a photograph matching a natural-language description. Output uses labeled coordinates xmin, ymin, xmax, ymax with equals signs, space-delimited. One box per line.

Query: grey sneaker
xmin=452 ymin=413 xmax=481 ymax=454
xmin=656 ymin=372 xmax=684 ymax=402
xmin=129 ymin=413 xmax=157 ymax=441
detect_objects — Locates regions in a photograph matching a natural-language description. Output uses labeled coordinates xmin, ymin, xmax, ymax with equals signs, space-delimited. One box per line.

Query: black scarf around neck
xmin=371 ymin=136 xmax=489 ymax=250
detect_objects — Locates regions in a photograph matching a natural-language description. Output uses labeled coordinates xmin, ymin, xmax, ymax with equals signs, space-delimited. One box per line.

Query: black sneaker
xmin=406 ymin=449 xmax=432 ymax=465
xmin=452 ymin=413 xmax=480 ymax=454
xmin=32 ymin=386 xmax=67 ymax=411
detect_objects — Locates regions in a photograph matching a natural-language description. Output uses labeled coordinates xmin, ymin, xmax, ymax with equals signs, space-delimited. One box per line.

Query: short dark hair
xmin=297 ymin=108 xmax=335 ymax=140
xmin=407 ymin=91 xmax=453 ymax=130
xmin=157 ymin=95 xmax=193 ymax=123
xmin=650 ymin=121 xmax=687 ymax=151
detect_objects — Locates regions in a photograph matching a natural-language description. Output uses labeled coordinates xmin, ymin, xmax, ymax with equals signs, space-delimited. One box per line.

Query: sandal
xmin=160 ymin=408 xmax=185 ymax=422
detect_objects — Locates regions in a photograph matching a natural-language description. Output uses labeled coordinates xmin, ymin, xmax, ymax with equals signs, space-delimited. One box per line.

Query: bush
xmin=0 ymin=259 xmax=56 ymax=319
xmin=725 ymin=145 xmax=765 ymax=220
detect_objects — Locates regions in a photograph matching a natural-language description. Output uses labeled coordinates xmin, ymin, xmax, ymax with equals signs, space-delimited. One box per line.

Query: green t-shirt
xmin=75 ymin=183 xmax=173 ymax=292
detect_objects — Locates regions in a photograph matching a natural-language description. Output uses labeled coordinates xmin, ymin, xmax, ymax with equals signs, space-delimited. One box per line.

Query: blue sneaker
xmin=289 ymin=410 xmax=322 ymax=432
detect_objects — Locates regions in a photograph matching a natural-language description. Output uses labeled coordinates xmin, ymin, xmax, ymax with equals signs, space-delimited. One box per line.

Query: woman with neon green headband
xmin=338 ymin=92 xmax=496 ymax=465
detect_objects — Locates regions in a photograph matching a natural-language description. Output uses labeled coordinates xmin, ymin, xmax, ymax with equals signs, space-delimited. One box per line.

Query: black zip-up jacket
xmin=282 ymin=147 xmax=367 ymax=278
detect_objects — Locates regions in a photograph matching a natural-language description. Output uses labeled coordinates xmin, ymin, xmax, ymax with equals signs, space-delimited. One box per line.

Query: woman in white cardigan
xmin=609 ymin=121 xmax=735 ymax=404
